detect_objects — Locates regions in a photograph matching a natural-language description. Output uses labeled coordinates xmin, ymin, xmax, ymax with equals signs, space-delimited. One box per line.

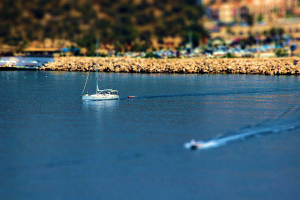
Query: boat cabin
xmin=97 ymin=89 xmax=119 ymax=95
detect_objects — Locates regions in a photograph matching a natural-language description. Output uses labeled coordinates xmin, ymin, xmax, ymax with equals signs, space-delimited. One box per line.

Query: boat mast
xmin=96 ymin=39 xmax=99 ymax=92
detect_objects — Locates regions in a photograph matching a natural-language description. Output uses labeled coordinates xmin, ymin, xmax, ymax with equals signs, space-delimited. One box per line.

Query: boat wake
xmin=184 ymin=107 xmax=300 ymax=150
xmin=122 ymin=87 xmax=300 ymax=101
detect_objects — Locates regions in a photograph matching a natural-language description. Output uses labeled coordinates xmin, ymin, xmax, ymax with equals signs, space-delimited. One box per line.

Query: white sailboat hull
xmin=82 ymin=94 xmax=119 ymax=101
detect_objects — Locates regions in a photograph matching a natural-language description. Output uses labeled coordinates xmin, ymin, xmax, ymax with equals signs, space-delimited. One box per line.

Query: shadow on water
xmin=185 ymin=107 xmax=300 ymax=150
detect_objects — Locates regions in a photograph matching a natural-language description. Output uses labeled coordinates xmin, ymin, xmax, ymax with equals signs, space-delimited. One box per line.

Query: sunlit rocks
xmin=40 ymin=57 xmax=300 ymax=75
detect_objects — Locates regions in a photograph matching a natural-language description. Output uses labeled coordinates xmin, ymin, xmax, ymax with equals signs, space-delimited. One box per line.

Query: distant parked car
xmin=213 ymin=50 xmax=227 ymax=57
xmin=202 ymin=48 xmax=214 ymax=55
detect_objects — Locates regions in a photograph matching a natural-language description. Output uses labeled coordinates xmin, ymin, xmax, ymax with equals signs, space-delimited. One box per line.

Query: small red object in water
xmin=127 ymin=96 xmax=135 ymax=99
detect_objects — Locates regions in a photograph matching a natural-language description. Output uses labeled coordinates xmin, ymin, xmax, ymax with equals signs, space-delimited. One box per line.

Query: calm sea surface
xmin=1 ymin=71 xmax=300 ymax=200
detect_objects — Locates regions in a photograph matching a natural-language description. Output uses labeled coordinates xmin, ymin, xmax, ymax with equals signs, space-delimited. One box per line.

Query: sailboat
xmin=82 ymin=40 xmax=119 ymax=101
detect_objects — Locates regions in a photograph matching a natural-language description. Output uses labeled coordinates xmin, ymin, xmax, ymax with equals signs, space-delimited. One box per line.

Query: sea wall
xmin=41 ymin=57 xmax=300 ymax=75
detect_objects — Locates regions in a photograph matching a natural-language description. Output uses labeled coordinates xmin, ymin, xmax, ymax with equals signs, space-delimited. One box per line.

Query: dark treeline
xmin=0 ymin=0 xmax=209 ymax=55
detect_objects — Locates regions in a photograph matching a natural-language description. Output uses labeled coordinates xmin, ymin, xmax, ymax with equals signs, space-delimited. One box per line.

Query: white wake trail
xmin=185 ymin=107 xmax=300 ymax=150
xmin=184 ymin=124 xmax=298 ymax=150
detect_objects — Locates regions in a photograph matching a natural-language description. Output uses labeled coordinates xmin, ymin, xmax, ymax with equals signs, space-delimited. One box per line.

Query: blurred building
xmin=208 ymin=18 xmax=300 ymax=52
xmin=204 ymin=0 xmax=300 ymax=23
xmin=22 ymin=47 xmax=61 ymax=56
xmin=212 ymin=18 xmax=300 ymax=37
xmin=202 ymin=0 xmax=300 ymax=54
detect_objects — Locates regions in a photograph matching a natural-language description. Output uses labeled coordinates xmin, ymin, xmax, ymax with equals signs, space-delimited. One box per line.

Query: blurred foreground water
xmin=1 ymin=71 xmax=300 ymax=200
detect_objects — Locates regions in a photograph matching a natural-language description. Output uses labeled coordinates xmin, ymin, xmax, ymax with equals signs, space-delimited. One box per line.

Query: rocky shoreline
xmin=41 ymin=57 xmax=300 ymax=75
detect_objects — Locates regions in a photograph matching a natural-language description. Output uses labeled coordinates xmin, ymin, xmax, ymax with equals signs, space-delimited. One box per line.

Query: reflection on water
xmin=82 ymin=100 xmax=119 ymax=111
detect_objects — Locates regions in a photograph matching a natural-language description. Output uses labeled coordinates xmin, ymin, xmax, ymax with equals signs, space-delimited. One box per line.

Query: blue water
xmin=1 ymin=71 xmax=300 ymax=200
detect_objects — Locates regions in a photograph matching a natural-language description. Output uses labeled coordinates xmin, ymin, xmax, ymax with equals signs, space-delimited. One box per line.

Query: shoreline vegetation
xmin=40 ymin=57 xmax=300 ymax=75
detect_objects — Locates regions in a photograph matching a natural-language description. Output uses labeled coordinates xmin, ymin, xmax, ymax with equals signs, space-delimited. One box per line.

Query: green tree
xmin=269 ymin=27 xmax=284 ymax=37
xmin=76 ymin=30 xmax=96 ymax=56
xmin=257 ymin=14 xmax=263 ymax=23
xmin=155 ymin=26 xmax=168 ymax=39
xmin=136 ymin=14 xmax=152 ymax=25
xmin=113 ymin=24 xmax=138 ymax=45
xmin=286 ymin=10 xmax=295 ymax=18
xmin=246 ymin=14 xmax=254 ymax=26
xmin=275 ymin=49 xmax=288 ymax=57
xmin=139 ymin=30 xmax=152 ymax=41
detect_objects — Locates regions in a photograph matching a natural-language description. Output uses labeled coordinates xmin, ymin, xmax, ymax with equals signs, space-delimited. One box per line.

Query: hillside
xmin=0 ymin=0 xmax=209 ymax=54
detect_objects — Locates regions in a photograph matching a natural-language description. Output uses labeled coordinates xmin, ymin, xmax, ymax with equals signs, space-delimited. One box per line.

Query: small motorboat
xmin=184 ymin=139 xmax=219 ymax=150
xmin=184 ymin=139 xmax=202 ymax=150
xmin=127 ymin=96 xmax=136 ymax=99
